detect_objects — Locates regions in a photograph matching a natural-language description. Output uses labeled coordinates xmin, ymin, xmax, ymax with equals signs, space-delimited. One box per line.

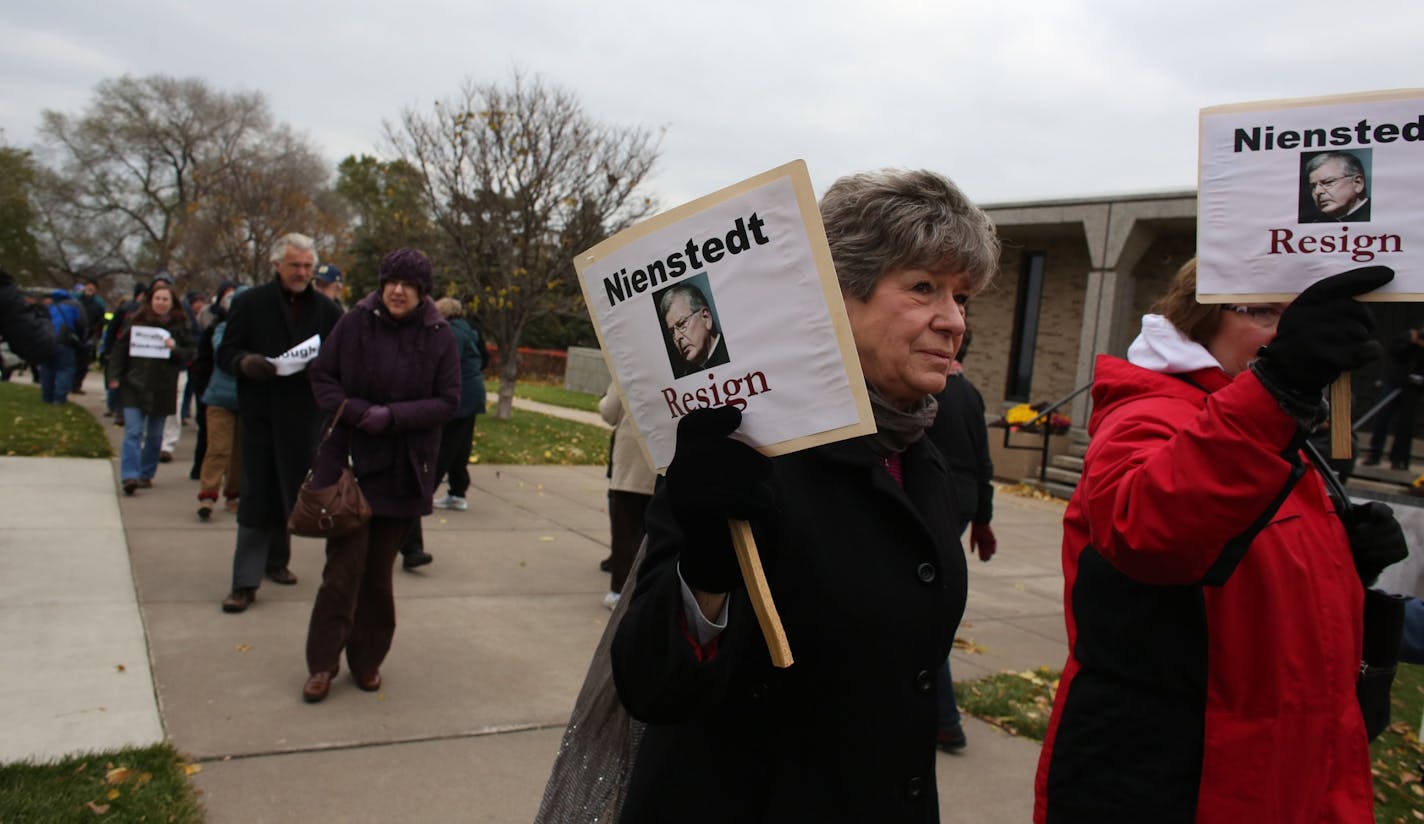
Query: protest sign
xmin=575 ymin=160 xmax=873 ymax=668
xmin=268 ymin=334 xmax=320 ymax=376
xmin=575 ymin=160 xmax=873 ymax=474
xmin=128 ymin=325 xmax=172 ymax=359
xmin=1198 ymin=88 xmax=1424 ymax=301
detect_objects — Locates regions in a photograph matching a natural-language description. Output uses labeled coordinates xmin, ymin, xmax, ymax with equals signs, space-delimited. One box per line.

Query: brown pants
xmin=305 ymin=516 xmax=415 ymax=677
xmin=199 ymin=406 xmax=242 ymax=501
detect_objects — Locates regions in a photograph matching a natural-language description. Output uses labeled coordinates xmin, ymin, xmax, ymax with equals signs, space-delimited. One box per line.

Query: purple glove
xmin=356 ymin=405 xmax=393 ymax=434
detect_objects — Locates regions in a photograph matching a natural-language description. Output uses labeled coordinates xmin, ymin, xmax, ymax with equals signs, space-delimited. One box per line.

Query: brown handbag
xmin=288 ymin=400 xmax=372 ymax=539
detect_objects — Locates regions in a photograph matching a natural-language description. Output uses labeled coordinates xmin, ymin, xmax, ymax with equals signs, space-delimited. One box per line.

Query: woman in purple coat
xmin=300 ymin=248 xmax=460 ymax=703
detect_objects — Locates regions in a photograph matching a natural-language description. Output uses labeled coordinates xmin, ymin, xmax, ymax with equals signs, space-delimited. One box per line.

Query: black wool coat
xmin=612 ymin=436 xmax=967 ymax=824
xmin=106 ymin=312 xmax=195 ymax=415
xmin=216 ymin=278 xmax=342 ymax=527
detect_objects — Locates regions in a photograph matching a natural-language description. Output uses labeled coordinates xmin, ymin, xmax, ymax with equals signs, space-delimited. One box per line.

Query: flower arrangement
xmin=991 ymin=402 xmax=1071 ymax=435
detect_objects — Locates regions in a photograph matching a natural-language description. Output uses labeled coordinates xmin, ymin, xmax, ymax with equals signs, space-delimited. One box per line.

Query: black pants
xmin=436 ymin=413 xmax=478 ymax=497
xmin=608 ymin=490 xmax=652 ymax=594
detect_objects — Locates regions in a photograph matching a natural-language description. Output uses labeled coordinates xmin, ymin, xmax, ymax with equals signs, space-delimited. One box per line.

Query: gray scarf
xmin=863 ymin=383 xmax=938 ymax=458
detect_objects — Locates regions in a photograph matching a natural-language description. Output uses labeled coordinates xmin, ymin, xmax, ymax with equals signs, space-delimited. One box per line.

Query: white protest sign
xmin=128 ymin=325 xmax=172 ymax=359
xmin=575 ymin=160 xmax=873 ymax=474
xmin=268 ymin=334 xmax=320 ymax=376
xmin=1198 ymin=88 xmax=1424 ymax=301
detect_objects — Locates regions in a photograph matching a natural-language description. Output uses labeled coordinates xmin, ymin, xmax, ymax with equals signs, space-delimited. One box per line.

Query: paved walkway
xmin=2 ymin=373 xmax=1073 ymax=822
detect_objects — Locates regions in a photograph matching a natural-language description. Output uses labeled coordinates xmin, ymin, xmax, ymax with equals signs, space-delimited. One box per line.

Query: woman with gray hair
xmin=602 ymin=168 xmax=998 ymax=823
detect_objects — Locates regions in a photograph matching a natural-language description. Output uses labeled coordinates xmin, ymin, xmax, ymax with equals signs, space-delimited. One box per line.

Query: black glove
xmin=1346 ymin=501 xmax=1409 ymax=586
xmin=666 ymin=406 xmax=775 ymax=593
xmin=1253 ymin=266 xmax=1392 ymax=399
xmin=238 ymin=354 xmax=277 ymax=381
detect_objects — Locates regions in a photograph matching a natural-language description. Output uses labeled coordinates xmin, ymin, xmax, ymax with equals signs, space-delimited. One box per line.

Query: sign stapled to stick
xmin=575 ymin=160 xmax=876 ymax=668
xmin=1198 ymin=87 xmax=1424 ymax=302
xmin=575 ymin=160 xmax=873 ymax=473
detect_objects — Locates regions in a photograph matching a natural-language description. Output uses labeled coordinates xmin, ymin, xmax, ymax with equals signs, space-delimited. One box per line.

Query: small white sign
xmin=128 ymin=325 xmax=172 ymax=359
xmin=1198 ymin=88 xmax=1424 ymax=301
xmin=575 ymin=160 xmax=873 ymax=473
xmin=268 ymin=334 xmax=320 ymax=376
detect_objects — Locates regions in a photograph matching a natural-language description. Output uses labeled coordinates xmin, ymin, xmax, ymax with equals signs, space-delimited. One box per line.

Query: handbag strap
xmin=317 ymin=398 xmax=351 ymax=452
xmin=304 ymin=399 xmax=352 ymax=480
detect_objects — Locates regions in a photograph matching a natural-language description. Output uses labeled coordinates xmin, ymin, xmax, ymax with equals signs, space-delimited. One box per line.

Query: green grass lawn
xmin=0 ymin=742 xmax=203 ymax=823
xmin=470 ymin=407 xmax=608 ymax=465
xmin=0 ymin=381 xmax=112 ymax=458
xmin=486 ymin=377 xmax=600 ymax=413
xmin=954 ymin=663 xmax=1424 ymax=821
xmin=1371 ymin=662 xmax=1424 ymax=823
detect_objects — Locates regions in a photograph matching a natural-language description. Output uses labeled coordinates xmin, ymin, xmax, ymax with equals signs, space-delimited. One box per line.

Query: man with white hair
xmin=216 ymin=233 xmax=343 ymax=613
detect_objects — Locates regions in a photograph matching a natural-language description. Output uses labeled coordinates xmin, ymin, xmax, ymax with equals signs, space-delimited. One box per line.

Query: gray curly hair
xmin=819 ymin=169 xmax=999 ymax=299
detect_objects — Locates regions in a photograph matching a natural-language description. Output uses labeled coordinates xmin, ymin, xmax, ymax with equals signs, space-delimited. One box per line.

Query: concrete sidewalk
xmin=4 ymin=373 xmax=1072 ymax=822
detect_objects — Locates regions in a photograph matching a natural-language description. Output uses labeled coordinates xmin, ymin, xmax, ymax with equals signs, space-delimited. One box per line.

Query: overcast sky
xmin=3 ymin=0 xmax=1420 ymax=211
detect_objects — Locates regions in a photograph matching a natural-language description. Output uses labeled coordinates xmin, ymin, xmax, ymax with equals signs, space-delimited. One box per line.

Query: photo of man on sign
xmin=1300 ymin=149 xmax=1372 ymax=223
xmin=655 ymin=276 xmax=730 ymax=378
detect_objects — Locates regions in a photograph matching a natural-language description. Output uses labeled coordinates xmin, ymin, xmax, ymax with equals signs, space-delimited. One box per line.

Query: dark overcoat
xmin=216 ymin=277 xmax=342 ymax=527
xmin=106 ymin=312 xmax=196 ymax=415
xmin=308 ymin=292 xmax=459 ymax=517
xmin=612 ymin=436 xmax=966 ymax=824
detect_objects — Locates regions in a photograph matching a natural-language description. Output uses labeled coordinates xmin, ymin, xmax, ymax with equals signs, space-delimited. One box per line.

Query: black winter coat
xmin=216 ymin=278 xmax=342 ymax=527
xmin=0 ymin=271 xmax=57 ymax=364
xmin=106 ymin=312 xmax=196 ymax=415
xmin=927 ymin=374 xmax=994 ymax=528
xmin=612 ymin=436 xmax=966 ymax=824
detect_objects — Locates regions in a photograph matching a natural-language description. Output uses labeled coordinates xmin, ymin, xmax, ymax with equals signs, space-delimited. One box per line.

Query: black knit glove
xmin=666 ymin=406 xmax=775 ymax=593
xmin=238 ymin=354 xmax=277 ymax=381
xmin=1346 ymin=501 xmax=1409 ymax=586
xmin=1252 ymin=266 xmax=1392 ymax=402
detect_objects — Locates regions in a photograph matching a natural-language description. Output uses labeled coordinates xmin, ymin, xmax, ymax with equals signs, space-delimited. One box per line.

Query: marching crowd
xmin=3 ymin=164 xmax=1424 ymax=822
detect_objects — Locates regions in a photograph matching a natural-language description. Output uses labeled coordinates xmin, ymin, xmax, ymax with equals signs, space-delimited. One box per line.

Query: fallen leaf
xmin=105 ymin=767 xmax=131 ymax=784
xmin=114 ymin=664 xmax=125 ymax=673
xmin=952 ymin=637 xmax=986 ymax=654
xmin=136 ymin=772 xmax=152 ymax=787
xmin=106 ymin=789 xmax=120 ymax=801
xmin=539 ymin=536 xmax=554 ymax=542
xmin=73 ymin=762 xmax=89 ymax=774
xmin=235 ymin=644 xmax=252 ymax=653
xmin=85 ymin=801 xmax=109 ymax=814
xmin=182 ymin=763 xmax=202 ymax=777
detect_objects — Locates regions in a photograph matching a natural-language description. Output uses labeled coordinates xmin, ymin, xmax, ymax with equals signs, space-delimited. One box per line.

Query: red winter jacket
xmin=1034 ymin=354 xmax=1370 ymax=823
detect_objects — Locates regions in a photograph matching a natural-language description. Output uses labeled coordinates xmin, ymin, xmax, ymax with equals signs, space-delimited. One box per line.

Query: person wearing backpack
xmin=40 ymin=288 xmax=86 ymax=404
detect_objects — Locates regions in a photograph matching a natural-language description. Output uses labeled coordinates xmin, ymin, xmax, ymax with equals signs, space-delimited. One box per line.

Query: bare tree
xmin=387 ymin=72 xmax=660 ymax=418
xmin=33 ymin=74 xmax=343 ymax=295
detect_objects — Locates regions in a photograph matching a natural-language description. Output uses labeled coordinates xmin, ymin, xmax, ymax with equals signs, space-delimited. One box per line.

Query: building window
xmin=1006 ymin=252 xmax=1045 ymax=402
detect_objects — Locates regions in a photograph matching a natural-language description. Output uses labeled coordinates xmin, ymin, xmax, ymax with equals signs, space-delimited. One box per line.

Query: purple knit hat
xmin=379 ymin=248 xmax=433 ymax=294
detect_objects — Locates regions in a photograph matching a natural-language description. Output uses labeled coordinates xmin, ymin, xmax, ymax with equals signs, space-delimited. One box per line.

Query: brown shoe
xmin=303 ymin=669 xmax=338 ymax=703
xmin=225 ymin=498 xmax=239 ymax=513
xmin=221 ymin=588 xmax=255 ymax=613
xmin=266 ymin=568 xmax=298 ymax=586
xmin=353 ymin=671 xmax=382 ymax=692
xmin=159 ymin=451 xmax=173 ymax=463
xmin=138 ymin=478 xmax=153 ymax=488
xmin=122 ymin=479 xmax=138 ymax=496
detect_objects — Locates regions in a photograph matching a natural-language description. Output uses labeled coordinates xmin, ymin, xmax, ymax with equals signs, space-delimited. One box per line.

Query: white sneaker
xmin=433 ymin=494 xmax=469 ymax=511
xmin=602 ymin=591 xmax=622 ymax=611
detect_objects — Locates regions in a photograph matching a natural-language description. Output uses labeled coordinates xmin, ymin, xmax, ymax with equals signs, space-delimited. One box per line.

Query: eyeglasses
xmin=1309 ymin=175 xmax=1356 ymax=192
xmin=666 ymin=309 xmax=702 ymax=337
xmin=1224 ymin=304 xmax=1283 ymax=327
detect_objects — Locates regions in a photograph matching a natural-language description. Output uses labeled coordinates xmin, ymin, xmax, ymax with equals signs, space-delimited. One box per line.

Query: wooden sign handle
xmin=728 ymin=519 xmax=793 ymax=668
xmin=1330 ymin=373 xmax=1352 ymax=460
